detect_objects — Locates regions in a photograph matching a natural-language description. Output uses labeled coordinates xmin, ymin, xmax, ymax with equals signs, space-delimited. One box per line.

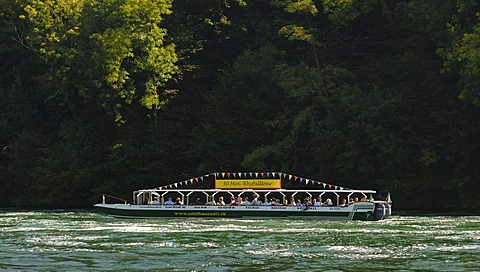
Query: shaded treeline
xmin=0 ymin=0 xmax=479 ymax=211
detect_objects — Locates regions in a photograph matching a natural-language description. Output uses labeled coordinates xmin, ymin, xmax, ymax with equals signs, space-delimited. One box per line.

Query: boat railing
xmin=102 ymin=194 xmax=128 ymax=204
xmin=133 ymin=189 xmax=377 ymax=207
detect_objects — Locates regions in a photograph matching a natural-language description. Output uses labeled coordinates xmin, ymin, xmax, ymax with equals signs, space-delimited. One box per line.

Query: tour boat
xmin=94 ymin=172 xmax=392 ymax=220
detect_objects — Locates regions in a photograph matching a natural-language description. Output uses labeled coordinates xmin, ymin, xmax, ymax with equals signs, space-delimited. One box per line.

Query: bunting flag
xmin=155 ymin=172 xmax=352 ymax=192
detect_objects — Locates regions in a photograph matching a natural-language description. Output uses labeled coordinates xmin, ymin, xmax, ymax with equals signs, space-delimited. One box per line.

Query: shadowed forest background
xmin=1 ymin=0 xmax=479 ymax=211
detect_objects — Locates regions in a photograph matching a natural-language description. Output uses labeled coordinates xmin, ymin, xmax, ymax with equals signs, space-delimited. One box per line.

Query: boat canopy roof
xmin=140 ymin=172 xmax=376 ymax=193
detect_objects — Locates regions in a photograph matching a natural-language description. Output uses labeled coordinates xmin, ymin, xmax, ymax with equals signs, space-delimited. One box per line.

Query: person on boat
xmin=340 ymin=198 xmax=348 ymax=207
xmin=242 ymin=197 xmax=251 ymax=206
xmin=205 ymin=196 xmax=216 ymax=205
xmin=264 ymin=199 xmax=271 ymax=206
xmin=296 ymin=199 xmax=303 ymax=206
xmin=289 ymin=196 xmax=296 ymax=206
xmin=151 ymin=197 xmax=159 ymax=205
xmin=174 ymin=197 xmax=183 ymax=205
xmin=251 ymin=193 xmax=261 ymax=205
xmin=164 ymin=198 xmax=174 ymax=205
xmin=313 ymin=198 xmax=321 ymax=207
xmin=322 ymin=198 xmax=333 ymax=206
xmin=229 ymin=196 xmax=237 ymax=206
xmin=303 ymin=197 xmax=312 ymax=206
xmin=194 ymin=198 xmax=203 ymax=205
xmin=217 ymin=196 xmax=226 ymax=205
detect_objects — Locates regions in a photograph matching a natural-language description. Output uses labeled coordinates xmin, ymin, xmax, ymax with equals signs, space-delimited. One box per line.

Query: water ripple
xmin=0 ymin=211 xmax=479 ymax=271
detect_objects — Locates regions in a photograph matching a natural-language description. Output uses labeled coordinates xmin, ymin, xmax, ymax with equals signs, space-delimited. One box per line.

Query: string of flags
xmin=154 ymin=172 xmax=351 ymax=190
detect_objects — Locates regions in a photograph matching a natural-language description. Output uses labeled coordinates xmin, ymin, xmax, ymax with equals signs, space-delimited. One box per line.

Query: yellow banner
xmin=215 ymin=179 xmax=281 ymax=189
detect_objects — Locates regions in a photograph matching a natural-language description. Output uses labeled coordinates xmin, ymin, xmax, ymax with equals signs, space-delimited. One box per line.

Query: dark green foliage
xmin=0 ymin=0 xmax=479 ymax=212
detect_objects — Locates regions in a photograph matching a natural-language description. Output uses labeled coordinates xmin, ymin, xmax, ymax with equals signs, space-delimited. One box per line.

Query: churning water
xmin=0 ymin=211 xmax=479 ymax=271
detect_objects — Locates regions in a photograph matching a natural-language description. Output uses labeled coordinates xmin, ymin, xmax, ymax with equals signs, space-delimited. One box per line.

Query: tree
xmin=20 ymin=0 xmax=179 ymax=122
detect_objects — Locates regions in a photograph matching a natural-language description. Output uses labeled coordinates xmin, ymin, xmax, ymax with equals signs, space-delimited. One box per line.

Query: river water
xmin=0 ymin=211 xmax=479 ymax=271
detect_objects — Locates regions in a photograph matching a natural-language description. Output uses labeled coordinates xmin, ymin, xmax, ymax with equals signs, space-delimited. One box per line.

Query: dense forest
xmin=1 ymin=0 xmax=479 ymax=211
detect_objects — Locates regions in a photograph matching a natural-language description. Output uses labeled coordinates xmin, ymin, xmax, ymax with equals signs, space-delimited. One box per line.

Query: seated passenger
xmin=313 ymin=199 xmax=320 ymax=207
xmin=242 ymin=197 xmax=251 ymax=206
xmin=296 ymin=199 xmax=303 ymax=206
xmin=164 ymin=197 xmax=174 ymax=205
xmin=217 ymin=196 xmax=226 ymax=206
xmin=340 ymin=198 xmax=348 ymax=207
xmin=272 ymin=199 xmax=281 ymax=206
xmin=230 ymin=196 xmax=238 ymax=206
xmin=151 ymin=197 xmax=159 ymax=205
xmin=194 ymin=197 xmax=203 ymax=205
xmin=174 ymin=197 xmax=183 ymax=205
xmin=205 ymin=196 xmax=216 ymax=205
xmin=289 ymin=196 xmax=296 ymax=206
xmin=322 ymin=198 xmax=333 ymax=206
xmin=251 ymin=193 xmax=260 ymax=205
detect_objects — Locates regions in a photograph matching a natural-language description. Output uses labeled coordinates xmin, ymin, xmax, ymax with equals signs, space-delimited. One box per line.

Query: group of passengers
xmin=146 ymin=194 xmax=368 ymax=206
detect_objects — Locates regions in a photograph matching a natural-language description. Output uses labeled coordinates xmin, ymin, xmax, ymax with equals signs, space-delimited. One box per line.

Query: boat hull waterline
xmin=94 ymin=202 xmax=390 ymax=220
